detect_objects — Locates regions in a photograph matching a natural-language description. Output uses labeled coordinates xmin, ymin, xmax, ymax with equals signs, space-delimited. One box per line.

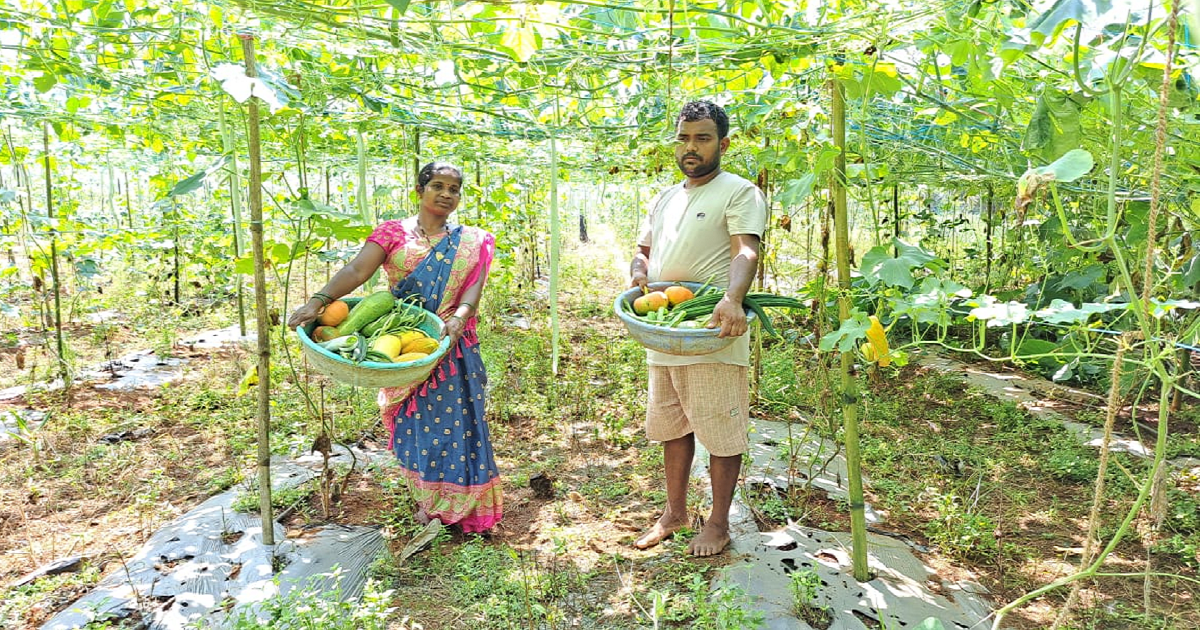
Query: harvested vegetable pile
xmin=313 ymin=292 xmax=440 ymax=365
xmin=622 ymin=283 xmax=806 ymax=336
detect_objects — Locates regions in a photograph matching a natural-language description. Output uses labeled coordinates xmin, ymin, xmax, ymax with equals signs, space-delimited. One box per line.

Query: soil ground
xmin=1 ymin=234 xmax=1198 ymax=629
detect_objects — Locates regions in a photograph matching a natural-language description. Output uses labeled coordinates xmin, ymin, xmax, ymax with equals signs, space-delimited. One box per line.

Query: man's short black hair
xmin=677 ymin=100 xmax=729 ymax=139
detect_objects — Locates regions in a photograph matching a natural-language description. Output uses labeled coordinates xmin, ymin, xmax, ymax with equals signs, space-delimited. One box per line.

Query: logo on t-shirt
xmin=696 ymin=212 xmax=706 ymax=219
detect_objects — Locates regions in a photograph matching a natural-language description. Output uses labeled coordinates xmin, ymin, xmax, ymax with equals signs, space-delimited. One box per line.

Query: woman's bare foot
xmin=634 ymin=513 xmax=688 ymax=549
xmin=687 ymin=522 xmax=730 ymax=557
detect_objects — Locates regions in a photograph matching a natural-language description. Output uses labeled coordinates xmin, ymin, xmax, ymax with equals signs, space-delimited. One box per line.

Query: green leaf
xmin=876 ymin=258 xmax=916 ymax=289
xmin=892 ymin=277 xmax=971 ymax=325
xmin=233 ymin=256 xmax=255 ymax=275
xmin=33 ymin=72 xmax=57 ymax=93
xmin=1015 ymin=338 xmax=1060 ymax=359
xmin=296 ymin=197 xmax=354 ymax=219
xmin=859 ymin=240 xmax=940 ymax=289
xmin=1022 ymin=90 xmax=1085 ymax=160
xmin=1034 ymin=299 xmax=1127 ymax=324
xmin=915 ymin=619 xmax=947 ymax=630
xmin=777 ymin=173 xmax=815 ymax=207
xmin=167 ymin=156 xmax=230 ymax=198
xmin=818 ymin=311 xmax=871 ymax=352
xmin=383 ymin=0 xmax=411 ymax=15
xmin=499 ymin=26 xmax=539 ymax=63
xmin=968 ymin=296 xmax=1030 ymax=327
xmin=1054 ymin=264 xmax=1104 ymax=291
xmin=269 ymin=242 xmax=292 ymax=265
xmin=1030 ymin=0 xmax=1149 ymax=42
xmin=1042 ymin=149 xmax=1094 ymax=183
xmin=1181 ymin=252 xmax=1200 ymax=288
xmin=1149 ymin=298 xmax=1200 ymax=319
xmin=168 ymin=171 xmax=207 ymax=198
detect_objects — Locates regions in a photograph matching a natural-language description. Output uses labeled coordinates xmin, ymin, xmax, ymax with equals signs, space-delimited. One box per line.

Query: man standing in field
xmin=629 ymin=100 xmax=767 ymax=556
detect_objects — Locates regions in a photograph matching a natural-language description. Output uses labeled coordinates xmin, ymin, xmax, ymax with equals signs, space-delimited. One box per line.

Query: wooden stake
xmin=831 ymin=74 xmax=869 ymax=582
xmin=240 ymin=33 xmax=275 ymax=547
xmin=219 ymin=101 xmax=248 ymax=336
xmin=43 ymin=124 xmax=68 ymax=389
xmin=549 ymin=134 xmax=560 ymax=375
xmin=356 ymin=126 xmax=370 ymax=226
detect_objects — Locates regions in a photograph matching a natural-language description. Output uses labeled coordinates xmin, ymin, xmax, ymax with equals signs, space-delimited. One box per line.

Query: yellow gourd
xmin=370 ymin=335 xmax=404 ymax=360
xmin=397 ymin=330 xmax=427 ymax=348
xmin=394 ymin=351 xmax=430 ymax=363
xmin=403 ymin=336 xmax=440 ymax=355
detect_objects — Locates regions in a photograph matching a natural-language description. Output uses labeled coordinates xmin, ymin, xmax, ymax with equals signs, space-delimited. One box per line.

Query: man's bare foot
xmin=634 ymin=514 xmax=687 ymax=549
xmin=687 ymin=523 xmax=730 ymax=557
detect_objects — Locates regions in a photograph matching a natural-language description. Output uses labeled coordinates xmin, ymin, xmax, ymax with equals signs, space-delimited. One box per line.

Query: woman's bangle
xmin=457 ymin=301 xmax=475 ymax=317
xmin=312 ymin=292 xmax=333 ymax=306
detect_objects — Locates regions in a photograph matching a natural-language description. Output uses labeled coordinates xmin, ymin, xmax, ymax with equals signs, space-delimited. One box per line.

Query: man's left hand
xmin=707 ymin=296 xmax=748 ymax=338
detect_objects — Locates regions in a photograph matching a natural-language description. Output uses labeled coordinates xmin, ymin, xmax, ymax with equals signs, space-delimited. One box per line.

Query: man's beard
xmin=677 ymin=153 xmax=719 ymax=179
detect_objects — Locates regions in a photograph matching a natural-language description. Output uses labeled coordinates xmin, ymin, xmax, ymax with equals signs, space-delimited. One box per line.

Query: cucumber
xmin=335 ymin=291 xmax=396 ymax=336
xmin=361 ymin=313 xmax=394 ymax=338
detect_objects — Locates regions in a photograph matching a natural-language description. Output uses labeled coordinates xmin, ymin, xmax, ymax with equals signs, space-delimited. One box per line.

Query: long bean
xmin=630 ymin=290 xmax=807 ymax=334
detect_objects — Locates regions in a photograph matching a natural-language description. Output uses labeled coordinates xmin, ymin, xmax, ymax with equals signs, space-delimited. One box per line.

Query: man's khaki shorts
xmin=646 ymin=363 xmax=749 ymax=457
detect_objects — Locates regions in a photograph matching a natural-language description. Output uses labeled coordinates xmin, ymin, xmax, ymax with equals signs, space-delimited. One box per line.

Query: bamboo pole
xmin=240 ymin=33 xmax=275 ymax=547
xmin=356 ymin=126 xmax=370 ymax=225
xmin=219 ymin=101 xmax=248 ymax=336
xmin=124 ymin=172 xmax=132 ymax=229
xmin=43 ymin=125 xmax=67 ymax=388
xmin=549 ymin=134 xmax=560 ymax=375
xmin=831 ymin=75 xmax=869 ymax=581
xmin=984 ymin=185 xmax=993 ymax=293
xmin=412 ymin=129 xmax=420 ymax=208
xmin=173 ymin=211 xmax=182 ymax=304
xmin=891 ymin=183 xmax=900 ymax=257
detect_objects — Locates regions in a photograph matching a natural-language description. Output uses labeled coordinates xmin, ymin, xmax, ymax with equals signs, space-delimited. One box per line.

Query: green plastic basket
xmin=297 ymin=297 xmax=451 ymax=389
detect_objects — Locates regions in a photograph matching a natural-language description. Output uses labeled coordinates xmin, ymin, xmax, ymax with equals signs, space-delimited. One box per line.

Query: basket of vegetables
xmin=613 ymin=281 xmax=752 ymax=356
xmin=297 ymin=291 xmax=451 ymax=389
xmin=614 ymin=281 xmax=805 ymax=356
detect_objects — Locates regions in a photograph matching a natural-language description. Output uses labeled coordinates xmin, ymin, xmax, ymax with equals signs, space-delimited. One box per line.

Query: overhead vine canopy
xmin=0 ymin=0 xmax=1194 ymax=198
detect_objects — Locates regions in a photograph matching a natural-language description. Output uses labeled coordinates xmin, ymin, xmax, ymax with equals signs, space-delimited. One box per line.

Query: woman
xmin=288 ymin=161 xmax=501 ymax=534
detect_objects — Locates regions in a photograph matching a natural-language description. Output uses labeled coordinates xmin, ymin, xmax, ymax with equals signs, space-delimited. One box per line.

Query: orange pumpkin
xmin=318 ymin=300 xmax=350 ymax=326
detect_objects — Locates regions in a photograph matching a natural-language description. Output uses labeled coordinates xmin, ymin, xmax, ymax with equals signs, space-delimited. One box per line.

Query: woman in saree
xmin=288 ymin=161 xmax=502 ymax=534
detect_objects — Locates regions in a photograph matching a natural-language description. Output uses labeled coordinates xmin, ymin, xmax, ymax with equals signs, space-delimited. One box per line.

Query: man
xmin=629 ymin=100 xmax=767 ymax=557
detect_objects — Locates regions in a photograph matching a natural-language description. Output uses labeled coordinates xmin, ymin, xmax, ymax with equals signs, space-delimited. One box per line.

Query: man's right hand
xmin=630 ymin=273 xmax=649 ymax=291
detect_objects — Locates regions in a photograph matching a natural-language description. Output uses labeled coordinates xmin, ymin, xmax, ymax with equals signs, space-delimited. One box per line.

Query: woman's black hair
xmin=417 ymin=162 xmax=464 ymax=190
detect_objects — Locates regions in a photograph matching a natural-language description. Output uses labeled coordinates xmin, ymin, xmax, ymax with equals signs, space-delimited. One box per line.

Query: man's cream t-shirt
xmin=636 ymin=170 xmax=768 ymax=367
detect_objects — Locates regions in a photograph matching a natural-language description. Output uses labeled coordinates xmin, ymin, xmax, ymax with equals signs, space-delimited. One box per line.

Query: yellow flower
xmin=866 ymin=316 xmax=891 ymax=367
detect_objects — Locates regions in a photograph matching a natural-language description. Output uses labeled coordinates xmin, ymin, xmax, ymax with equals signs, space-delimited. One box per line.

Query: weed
xmin=204 ymin=467 xmax=244 ymax=495
xmin=231 ymin=481 xmax=314 ymax=515
xmin=1042 ymin=443 xmax=1099 ymax=483
xmin=921 ymin=488 xmax=998 ymax=561
xmin=418 ymin=537 xmax=588 ymax=627
xmin=0 ymin=565 xmax=104 ymax=628
xmin=789 ymin=568 xmax=832 ymax=629
xmin=202 ymin=569 xmax=400 ymax=629
xmin=662 ymin=574 xmax=764 ymax=629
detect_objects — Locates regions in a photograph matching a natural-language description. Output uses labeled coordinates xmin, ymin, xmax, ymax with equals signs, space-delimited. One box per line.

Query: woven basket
xmin=298 ymin=297 xmax=451 ymax=389
xmin=613 ymin=281 xmax=756 ymax=356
